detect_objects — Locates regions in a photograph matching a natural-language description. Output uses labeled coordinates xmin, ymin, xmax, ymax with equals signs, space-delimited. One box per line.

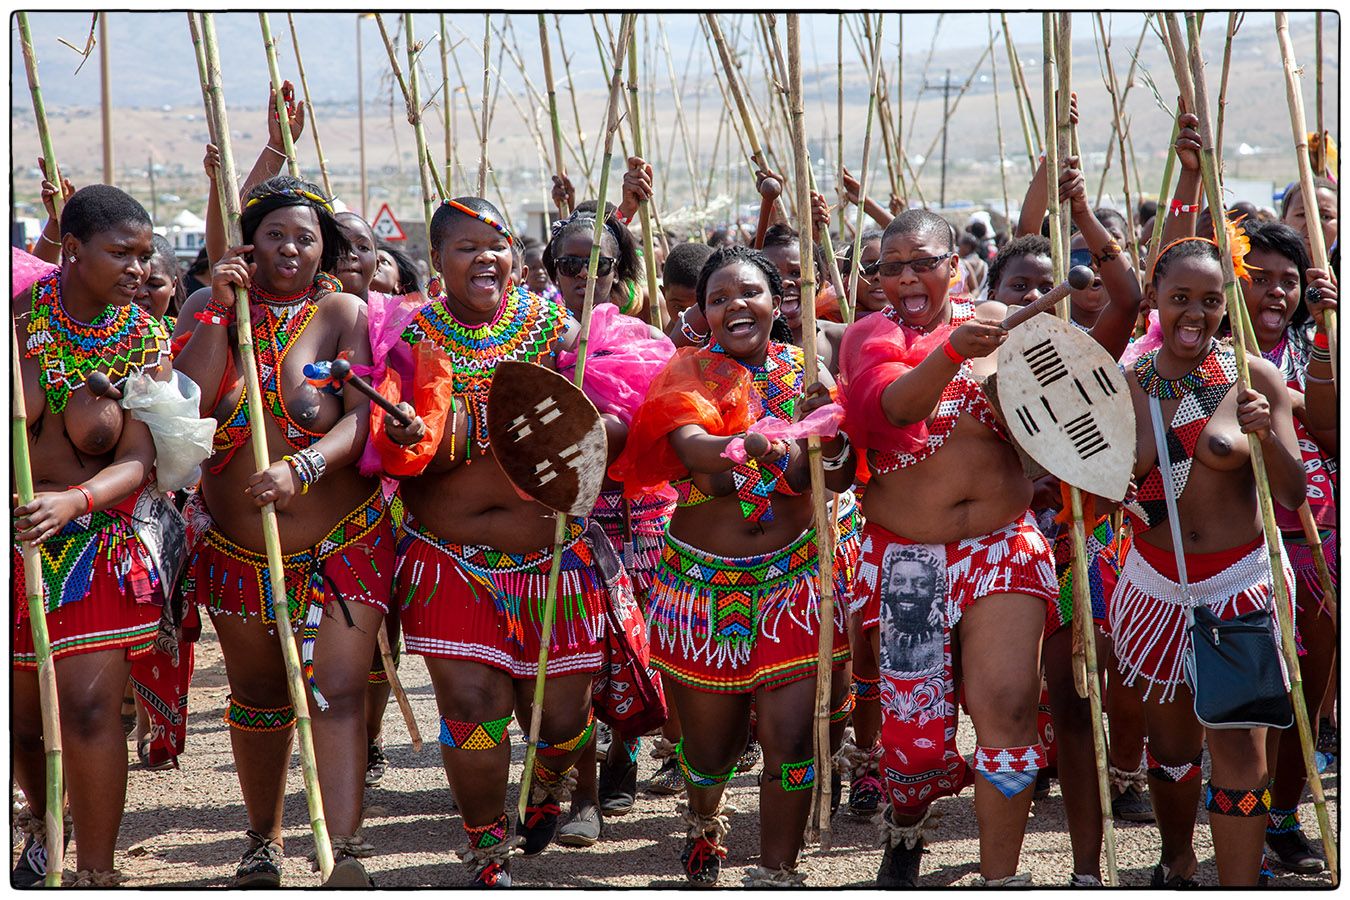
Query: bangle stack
xmin=822 ymin=433 xmax=853 ymax=471
xmin=284 ymin=447 xmax=327 ymax=495
xmin=195 ymin=297 xmax=235 ymax=327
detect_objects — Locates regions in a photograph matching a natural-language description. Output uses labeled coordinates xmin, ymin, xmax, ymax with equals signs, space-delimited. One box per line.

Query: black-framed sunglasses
xmin=876 ymin=254 xmax=948 ymax=277
xmin=555 ymin=255 xmax=617 ymax=278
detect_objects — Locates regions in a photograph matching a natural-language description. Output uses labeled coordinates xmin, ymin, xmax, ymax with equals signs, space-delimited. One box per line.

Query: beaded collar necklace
xmin=24 ymin=272 xmax=166 ymax=414
xmin=709 ymin=340 xmax=804 ymax=421
xmin=1134 ymin=339 xmax=1222 ymax=400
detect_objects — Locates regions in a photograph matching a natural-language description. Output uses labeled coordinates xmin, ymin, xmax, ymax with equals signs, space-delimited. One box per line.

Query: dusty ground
xmin=16 ymin=623 xmax=1338 ymax=888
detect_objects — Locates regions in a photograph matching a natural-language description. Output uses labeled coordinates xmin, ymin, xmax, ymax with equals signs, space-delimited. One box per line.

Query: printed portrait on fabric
xmin=877 ymin=544 xmax=945 ymax=678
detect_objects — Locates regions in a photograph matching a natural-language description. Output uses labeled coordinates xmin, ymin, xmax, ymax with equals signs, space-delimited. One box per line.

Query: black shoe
xmin=517 ymin=799 xmax=561 ymax=857
xmin=1111 ymin=784 xmax=1156 ymax=823
xmin=848 ymin=772 xmax=884 ymax=818
xmin=680 ymin=833 xmax=726 ymax=885
xmin=365 ymin=740 xmax=388 ymax=788
xmin=234 ymin=830 xmax=283 ymax=888
xmin=1266 ymin=827 xmax=1326 ymax=874
xmin=876 ymin=834 xmax=923 ymax=887
xmin=322 ymin=853 xmax=374 ymax=887
xmin=1149 ymin=863 xmax=1198 ymax=887
xmin=12 ymin=833 xmax=46 ymax=889
xmin=647 ymin=757 xmax=684 ymax=796
xmin=1316 ymin=717 xmax=1337 ymax=754
xmin=830 ymin=767 xmax=842 ymax=815
xmin=599 ymin=758 xmax=638 ymax=817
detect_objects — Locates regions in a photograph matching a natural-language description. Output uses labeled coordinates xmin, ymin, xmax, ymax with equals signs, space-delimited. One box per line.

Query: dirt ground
xmin=16 ymin=622 xmax=1338 ymax=888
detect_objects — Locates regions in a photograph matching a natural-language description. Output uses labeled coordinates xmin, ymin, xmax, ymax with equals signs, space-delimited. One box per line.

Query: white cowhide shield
xmin=996 ymin=315 xmax=1135 ymax=501
xmin=487 ymin=360 xmax=608 ymax=517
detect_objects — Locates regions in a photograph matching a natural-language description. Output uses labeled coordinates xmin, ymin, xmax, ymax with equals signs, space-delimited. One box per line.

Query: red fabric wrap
xmin=608 ymin=346 xmax=762 ymax=498
xmin=837 ymin=309 xmax=955 ymax=459
xmin=370 ymin=342 xmax=458 ymax=477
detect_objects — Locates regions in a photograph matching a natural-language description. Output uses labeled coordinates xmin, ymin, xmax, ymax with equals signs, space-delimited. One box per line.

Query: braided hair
xmin=695 ymin=245 xmax=794 ymax=343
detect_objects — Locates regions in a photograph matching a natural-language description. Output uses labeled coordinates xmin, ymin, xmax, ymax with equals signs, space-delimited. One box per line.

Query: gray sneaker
xmin=557 ymin=804 xmax=603 ymax=848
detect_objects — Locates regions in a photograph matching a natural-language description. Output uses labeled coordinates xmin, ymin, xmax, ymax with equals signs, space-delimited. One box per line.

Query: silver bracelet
xmin=37 ymin=231 xmax=59 ymax=246
xmin=1304 ymin=372 xmax=1336 ymax=385
xmin=264 ymin=144 xmax=287 ymax=159
xmin=821 ymin=433 xmax=852 ymax=471
xmin=288 ymin=446 xmax=328 ymax=486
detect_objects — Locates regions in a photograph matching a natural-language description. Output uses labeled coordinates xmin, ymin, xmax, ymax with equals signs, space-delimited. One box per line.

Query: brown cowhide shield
xmin=995 ymin=315 xmax=1135 ymax=501
xmin=487 ymin=360 xmax=608 ymax=516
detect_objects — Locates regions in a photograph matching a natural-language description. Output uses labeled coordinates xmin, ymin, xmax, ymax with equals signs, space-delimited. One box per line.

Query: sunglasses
xmin=1069 ymin=248 xmax=1096 ymax=270
xmin=555 ymin=255 xmax=617 ymax=278
xmin=876 ymin=254 xmax=949 ymax=278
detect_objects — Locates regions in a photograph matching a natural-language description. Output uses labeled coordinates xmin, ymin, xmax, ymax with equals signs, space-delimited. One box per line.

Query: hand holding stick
xmin=999 ymin=266 xmax=1095 ymax=329
xmin=327 ymin=359 xmax=413 ymax=427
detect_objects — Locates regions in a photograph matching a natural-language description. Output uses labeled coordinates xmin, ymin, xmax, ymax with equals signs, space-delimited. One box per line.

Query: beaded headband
xmin=550 ymin=208 xmax=626 ymax=248
xmin=443 ymin=199 xmax=514 ymax=245
xmin=1147 ymin=216 xmax=1259 ymax=286
xmin=244 ymin=185 xmax=334 ymax=213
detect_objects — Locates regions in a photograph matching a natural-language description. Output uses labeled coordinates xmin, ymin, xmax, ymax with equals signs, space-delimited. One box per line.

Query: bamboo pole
xmin=286 ymin=15 xmax=332 ymax=197
xmin=1275 ymin=13 xmax=1338 ymax=386
xmin=374 ymin=15 xmax=438 ymax=277
xmin=440 ymin=15 xmax=454 ymax=198
xmin=1316 ymin=13 xmax=1325 ymax=177
xmin=906 ymin=13 xmax=945 ymax=148
xmin=259 ymin=14 xmax=301 ymax=179
xmin=357 ymin=15 xmax=369 ymax=217
xmin=1213 ymin=13 xmax=1240 ymax=182
xmin=1148 ymin=115 xmax=1181 ymax=261
xmin=15 ymin=15 xmax=66 ymax=885
xmin=844 ymin=14 xmax=885 ymax=324
xmin=896 ymin=14 xmax=906 ymax=205
xmin=199 ymin=12 xmax=334 ymax=879
xmin=554 ymin=15 xmax=593 ymax=183
xmin=517 ymin=12 xmax=636 ymax=821
xmin=1094 ymin=20 xmax=1148 ymax=208
xmin=1002 ymin=14 xmax=1042 ymax=165
xmin=760 ymin=15 xmax=848 ymax=307
xmin=1042 ymin=14 xmax=1119 ymax=885
xmin=786 ymin=13 xmax=839 ymax=846
xmin=875 ymin=72 xmax=904 ymax=212
xmin=539 ymin=14 xmax=570 ymax=216
xmin=658 ymin=19 xmax=706 ymax=212
xmin=988 ymin=14 xmax=1013 ymax=221
xmin=627 ymin=28 xmax=665 ymax=330
xmin=476 ymin=14 xmax=490 ymax=196
xmin=1094 ymin=14 xmax=1142 ymax=269
xmin=99 ymin=13 xmax=113 ymax=184
xmin=1170 ymin=13 xmax=1338 ymax=882
xmin=837 ymin=16 xmax=846 ymax=244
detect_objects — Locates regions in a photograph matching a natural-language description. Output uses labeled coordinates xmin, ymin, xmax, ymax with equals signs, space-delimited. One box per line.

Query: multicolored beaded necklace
xmin=402 ymin=284 xmax=566 ymax=456
xmin=24 ymin=271 xmax=168 ymax=414
xmin=1134 ymin=339 xmax=1222 ymax=400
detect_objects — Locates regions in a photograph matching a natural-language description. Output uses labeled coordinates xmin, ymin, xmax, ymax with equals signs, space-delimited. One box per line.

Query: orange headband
xmin=1146 ymin=216 xmax=1259 ymax=285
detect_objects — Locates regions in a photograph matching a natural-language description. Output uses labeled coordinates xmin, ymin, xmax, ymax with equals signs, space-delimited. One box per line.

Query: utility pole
xmin=921 ymin=68 xmax=953 ymax=208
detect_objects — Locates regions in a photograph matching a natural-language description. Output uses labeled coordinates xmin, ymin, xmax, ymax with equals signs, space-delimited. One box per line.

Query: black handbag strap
xmin=1147 ymin=394 xmax=1196 ymax=628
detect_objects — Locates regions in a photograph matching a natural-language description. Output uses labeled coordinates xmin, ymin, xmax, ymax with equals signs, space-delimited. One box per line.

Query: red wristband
xmin=613 ymin=207 xmax=632 ymax=226
xmin=942 ymin=340 xmax=966 ymax=365
xmin=70 ymin=484 xmax=94 ymax=516
xmin=1314 ymin=331 xmax=1330 ymax=349
xmin=1170 ymin=199 xmax=1199 ymax=216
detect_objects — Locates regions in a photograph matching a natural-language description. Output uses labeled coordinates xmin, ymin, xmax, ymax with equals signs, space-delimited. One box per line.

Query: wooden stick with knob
xmin=199 ymin=11 xmax=334 ymax=879
xmin=1164 ymin=12 xmax=1338 ymax=881
xmin=517 ymin=13 xmax=636 ymax=822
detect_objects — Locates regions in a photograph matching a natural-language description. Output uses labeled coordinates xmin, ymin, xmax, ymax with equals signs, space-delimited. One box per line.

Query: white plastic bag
xmin=121 ymin=371 xmax=216 ymax=493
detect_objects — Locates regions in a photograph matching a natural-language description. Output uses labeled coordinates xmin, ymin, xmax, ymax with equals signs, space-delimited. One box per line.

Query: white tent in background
xmin=168 ymin=208 xmax=207 ymax=258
